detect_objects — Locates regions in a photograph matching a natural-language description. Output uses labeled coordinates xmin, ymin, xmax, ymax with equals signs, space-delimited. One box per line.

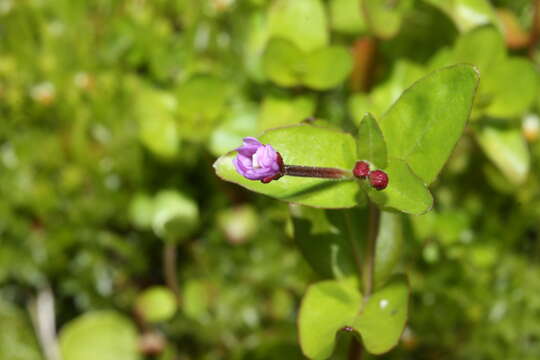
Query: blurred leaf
xmin=183 ymin=280 xmax=210 ymax=320
xmin=374 ymin=212 xmax=403 ymax=287
xmin=303 ymin=46 xmax=354 ymax=90
xmin=483 ymin=58 xmax=538 ymax=118
xmin=476 ymin=123 xmax=530 ymax=185
xmin=364 ymin=158 xmax=433 ymax=215
xmin=263 ymin=38 xmax=304 ymax=87
xmin=268 ymin=0 xmax=328 ymax=52
xmin=352 ymin=275 xmax=409 ymax=354
xmin=214 ymin=124 xmax=362 ymax=209
xmin=298 ymin=278 xmax=361 ymax=360
xmin=356 ymin=113 xmax=388 ymax=168
xmin=380 ymin=64 xmax=479 ymax=184
xmin=363 ymin=0 xmax=412 ymax=39
xmin=135 ymin=286 xmax=177 ymax=323
xmin=129 ymin=193 xmax=155 ymax=229
xmin=259 ymin=95 xmax=315 ymax=131
xmin=329 ymin=0 xmax=366 ymax=34
xmin=152 ymin=190 xmax=199 ymax=242
xmin=425 ymin=0 xmax=498 ymax=32
xmin=0 ymin=300 xmax=42 ymax=360
xmin=59 ymin=311 xmax=140 ymax=360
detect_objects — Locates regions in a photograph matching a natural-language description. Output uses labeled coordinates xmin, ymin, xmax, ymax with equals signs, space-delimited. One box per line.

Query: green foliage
xmin=135 ymin=286 xmax=177 ymax=323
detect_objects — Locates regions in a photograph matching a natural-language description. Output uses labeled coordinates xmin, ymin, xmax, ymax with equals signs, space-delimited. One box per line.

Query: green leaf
xmin=374 ymin=212 xmax=404 ymax=287
xmin=356 ymin=113 xmax=388 ymax=168
xmin=135 ymin=286 xmax=177 ymax=323
xmin=268 ymin=0 xmax=328 ymax=52
xmin=483 ymin=58 xmax=538 ymax=118
xmin=425 ymin=0 xmax=498 ymax=32
xmin=298 ymin=278 xmax=361 ymax=360
xmin=363 ymin=0 xmax=412 ymax=39
xmin=291 ymin=206 xmax=366 ymax=279
xmin=0 ymin=300 xmax=42 ymax=360
xmin=365 ymin=158 xmax=433 ymax=215
xmin=152 ymin=190 xmax=199 ymax=242
xmin=379 ymin=64 xmax=479 ymax=185
xmin=329 ymin=0 xmax=366 ymax=34
xmin=303 ymin=46 xmax=354 ymax=90
xmin=352 ymin=275 xmax=409 ymax=354
xmin=183 ymin=280 xmax=210 ymax=320
xmin=214 ymin=124 xmax=362 ymax=209
xmin=258 ymin=95 xmax=315 ymax=131
xmin=263 ymin=38 xmax=304 ymax=87
xmin=476 ymin=123 xmax=530 ymax=185
xmin=129 ymin=193 xmax=155 ymax=229
xmin=59 ymin=311 xmax=140 ymax=360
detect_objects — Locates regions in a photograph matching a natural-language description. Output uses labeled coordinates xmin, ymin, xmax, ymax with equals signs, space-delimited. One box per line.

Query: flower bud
xmin=353 ymin=161 xmax=370 ymax=178
xmin=369 ymin=170 xmax=389 ymax=190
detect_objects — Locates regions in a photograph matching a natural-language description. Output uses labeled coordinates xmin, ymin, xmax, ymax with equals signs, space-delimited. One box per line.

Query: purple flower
xmin=233 ymin=137 xmax=283 ymax=182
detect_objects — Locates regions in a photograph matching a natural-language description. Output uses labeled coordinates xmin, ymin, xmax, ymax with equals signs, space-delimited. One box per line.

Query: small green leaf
xmin=129 ymin=193 xmax=155 ymax=229
xmin=374 ymin=212 xmax=403 ymax=287
xmin=183 ymin=280 xmax=210 ymax=320
xmin=258 ymin=95 xmax=315 ymax=131
xmin=298 ymin=278 xmax=361 ymax=360
xmin=59 ymin=311 xmax=140 ymax=360
xmin=152 ymin=190 xmax=199 ymax=242
xmin=363 ymin=0 xmax=411 ymax=39
xmin=329 ymin=0 xmax=366 ymax=34
xmin=268 ymin=0 xmax=328 ymax=52
xmin=365 ymin=158 xmax=433 ymax=215
xmin=135 ymin=286 xmax=177 ymax=323
xmin=379 ymin=64 xmax=479 ymax=184
xmin=476 ymin=123 xmax=530 ymax=185
xmin=356 ymin=113 xmax=387 ymax=168
xmin=425 ymin=0 xmax=498 ymax=32
xmin=214 ymin=124 xmax=362 ymax=209
xmin=303 ymin=46 xmax=354 ymax=90
xmin=352 ymin=275 xmax=409 ymax=354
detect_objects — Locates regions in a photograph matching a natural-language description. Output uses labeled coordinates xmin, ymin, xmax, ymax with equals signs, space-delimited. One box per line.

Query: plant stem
xmin=163 ymin=243 xmax=181 ymax=304
xmin=284 ymin=165 xmax=352 ymax=179
xmin=363 ymin=201 xmax=380 ymax=298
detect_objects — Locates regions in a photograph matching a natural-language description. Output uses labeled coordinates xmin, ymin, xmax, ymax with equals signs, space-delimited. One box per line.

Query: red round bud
xmin=353 ymin=161 xmax=370 ymax=178
xmin=369 ymin=170 xmax=389 ymax=190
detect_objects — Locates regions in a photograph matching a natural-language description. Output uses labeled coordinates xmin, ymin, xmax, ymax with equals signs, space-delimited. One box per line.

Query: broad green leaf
xmin=214 ymin=124 xmax=362 ymax=209
xmin=291 ymin=206 xmax=367 ymax=279
xmin=476 ymin=123 xmax=530 ymax=185
xmin=152 ymin=190 xmax=199 ymax=242
xmin=59 ymin=311 xmax=140 ymax=360
xmin=363 ymin=0 xmax=412 ymax=39
xmin=352 ymin=275 xmax=409 ymax=354
xmin=263 ymin=38 xmax=304 ymax=87
xmin=329 ymin=0 xmax=366 ymax=34
xmin=374 ymin=212 xmax=404 ymax=287
xmin=268 ymin=0 xmax=328 ymax=52
xmin=258 ymin=95 xmax=315 ymax=131
xmin=483 ymin=58 xmax=538 ymax=118
xmin=135 ymin=286 xmax=177 ymax=323
xmin=298 ymin=278 xmax=361 ymax=360
xmin=379 ymin=64 xmax=479 ymax=184
xmin=364 ymin=158 xmax=433 ymax=215
xmin=356 ymin=113 xmax=388 ymax=168
xmin=0 ymin=300 xmax=42 ymax=360
xmin=303 ymin=46 xmax=354 ymax=90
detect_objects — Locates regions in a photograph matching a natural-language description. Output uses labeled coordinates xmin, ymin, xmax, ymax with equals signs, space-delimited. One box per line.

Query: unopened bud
xmin=369 ymin=170 xmax=388 ymax=190
xmin=353 ymin=161 xmax=370 ymax=178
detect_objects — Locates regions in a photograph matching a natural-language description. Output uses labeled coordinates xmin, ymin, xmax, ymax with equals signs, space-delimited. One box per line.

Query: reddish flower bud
xmin=369 ymin=170 xmax=389 ymax=190
xmin=353 ymin=161 xmax=370 ymax=178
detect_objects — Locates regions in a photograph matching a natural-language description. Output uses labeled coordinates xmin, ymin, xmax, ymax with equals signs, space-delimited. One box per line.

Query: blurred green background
xmin=1 ymin=0 xmax=540 ymax=359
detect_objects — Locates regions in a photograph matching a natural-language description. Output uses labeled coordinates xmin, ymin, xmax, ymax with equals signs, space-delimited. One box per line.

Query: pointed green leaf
xmin=303 ymin=46 xmax=354 ymax=90
xmin=356 ymin=113 xmax=388 ymax=168
xmin=352 ymin=275 xmax=409 ymax=355
xmin=298 ymin=278 xmax=362 ymax=360
xmin=268 ymin=0 xmax=328 ymax=53
xmin=365 ymin=158 xmax=433 ymax=215
xmin=214 ymin=124 xmax=362 ymax=209
xmin=476 ymin=123 xmax=530 ymax=185
xmin=379 ymin=64 xmax=479 ymax=184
